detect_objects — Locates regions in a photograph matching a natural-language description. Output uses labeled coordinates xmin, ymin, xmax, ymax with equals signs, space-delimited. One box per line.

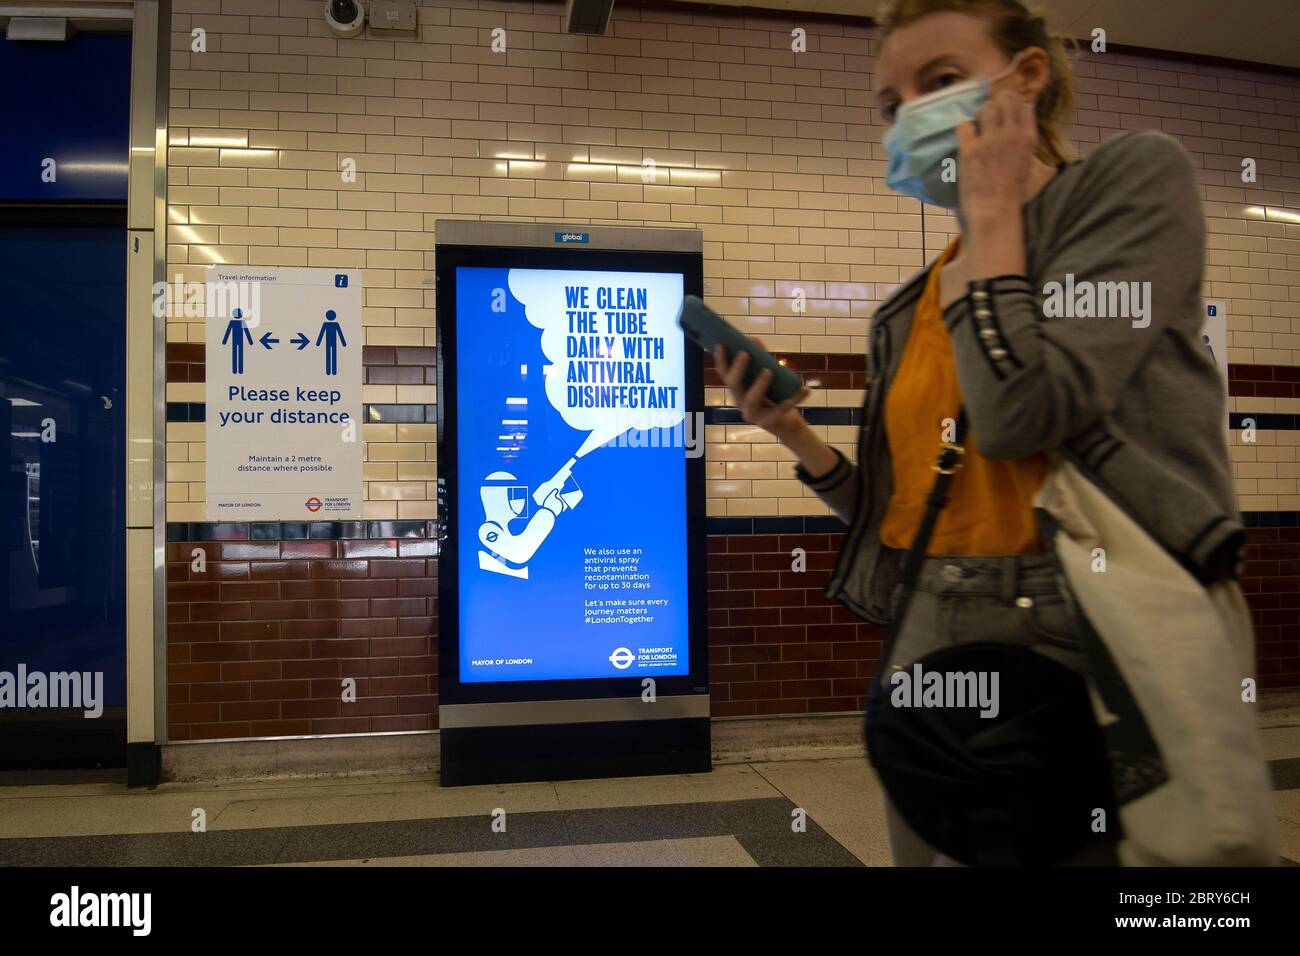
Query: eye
xmin=881 ymin=101 xmax=899 ymax=123
xmin=928 ymin=71 xmax=965 ymax=92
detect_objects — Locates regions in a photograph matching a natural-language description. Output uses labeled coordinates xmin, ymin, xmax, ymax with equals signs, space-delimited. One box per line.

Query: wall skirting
xmin=160 ymin=713 xmax=868 ymax=783
xmin=159 ymin=691 xmax=1300 ymax=784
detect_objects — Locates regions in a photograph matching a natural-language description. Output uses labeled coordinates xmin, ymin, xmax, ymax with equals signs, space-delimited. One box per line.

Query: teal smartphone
xmin=677 ymin=295 xmax=803 ymax=403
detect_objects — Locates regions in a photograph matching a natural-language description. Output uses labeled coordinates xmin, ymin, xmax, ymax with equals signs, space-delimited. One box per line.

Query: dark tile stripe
xmin=1270 ymin=756 xmax=1300 ymax=790
xmin=166 ymin=403 xmax=437 ymax=423
xmin=175 ymin=403 xmax=862 ymax=425
xmin=705 ymin=407 xmax=862 ymax=426
xmin=167 ymin=346 xmax=1283 ymax=388
xmin=163 ymin=513 xmax=1300 ymax=540
xmin=164 ymin=343 xmax=435 ymax=368
xmin=0 ymin=797 xmax=861 ymax=868
xmin=171 ymin=404 xmax=1274 ymax=429
xmin=1243 ymin=513 xmax=1300 ymax=529
xmin=365 ymin=404 xmax=437 ymax=423
xmin=166 ymin=520 xmax=435 ymax=542
xmin=1229 ymin=412 xmax=1300 ymax=430
xmin=705 ymin=516 xmax=848 ymax=535
xmin=166 ymin=402 xmax=205 ymax=423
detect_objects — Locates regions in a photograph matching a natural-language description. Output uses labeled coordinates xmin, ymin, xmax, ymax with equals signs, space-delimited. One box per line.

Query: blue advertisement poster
xmin=455 ymin=266 xmax=690 ymax=683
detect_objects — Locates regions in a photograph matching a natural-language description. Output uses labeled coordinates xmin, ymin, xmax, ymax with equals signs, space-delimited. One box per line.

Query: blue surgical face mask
xmin=883 ymin=55 xmax=1023 ymax=209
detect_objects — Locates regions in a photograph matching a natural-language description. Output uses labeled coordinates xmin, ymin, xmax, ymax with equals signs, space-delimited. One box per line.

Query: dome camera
xmin=324 ymin=0 xmax=365 ymax=38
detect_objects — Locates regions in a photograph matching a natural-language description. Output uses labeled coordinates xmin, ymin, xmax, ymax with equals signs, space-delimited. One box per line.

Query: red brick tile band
xmin=163 ymin=530 xmax=1297 ymax=739
xmin=165 ymin=539 xmax=437 ymax=741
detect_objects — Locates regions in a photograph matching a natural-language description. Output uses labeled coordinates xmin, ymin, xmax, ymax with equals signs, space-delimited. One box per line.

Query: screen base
xmin=439 ymin=716 xmax=711 ymax=786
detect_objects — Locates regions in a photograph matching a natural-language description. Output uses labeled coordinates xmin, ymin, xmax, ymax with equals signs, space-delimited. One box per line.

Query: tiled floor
xmin=2 ymin=726 xmax=1299 ymax=865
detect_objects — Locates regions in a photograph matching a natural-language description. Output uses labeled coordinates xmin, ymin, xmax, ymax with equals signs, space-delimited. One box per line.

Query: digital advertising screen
xmin=450 ymin=264 xmax=694 ymax=684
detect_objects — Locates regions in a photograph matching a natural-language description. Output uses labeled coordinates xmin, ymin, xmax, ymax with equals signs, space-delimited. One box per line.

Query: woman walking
xmin=714 ymin=0 xmax=1272 ymax=865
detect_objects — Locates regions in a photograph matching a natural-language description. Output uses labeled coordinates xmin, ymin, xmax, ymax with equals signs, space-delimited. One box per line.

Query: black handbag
xmin=864 ymin=408 xmax=1123 ymax=866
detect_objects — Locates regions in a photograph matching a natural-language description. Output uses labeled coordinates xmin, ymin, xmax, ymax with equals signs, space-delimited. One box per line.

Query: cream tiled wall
xmin=164 ymin=0 xmax=1300 ymax=522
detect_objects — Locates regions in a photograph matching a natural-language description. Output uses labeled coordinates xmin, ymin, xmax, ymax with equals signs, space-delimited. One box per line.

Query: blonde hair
xmin=876 ymin=0 xmax=1075 ymax=166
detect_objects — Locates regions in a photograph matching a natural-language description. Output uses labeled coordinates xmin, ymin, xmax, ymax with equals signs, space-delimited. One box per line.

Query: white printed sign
xmin=1202 ymin=300 xmax=1229 ymax=435
xmin=1201 ymin=300 xmax=1228 ymax=389
xmin=204 ymin=266 xmax=364 ymax=520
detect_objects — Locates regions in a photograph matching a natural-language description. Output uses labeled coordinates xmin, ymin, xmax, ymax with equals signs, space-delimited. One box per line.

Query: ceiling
xmin=5 ymin=1 xmax=1297 ymax=70
xmin=664 ymin=0 xmax=1300 ymax=71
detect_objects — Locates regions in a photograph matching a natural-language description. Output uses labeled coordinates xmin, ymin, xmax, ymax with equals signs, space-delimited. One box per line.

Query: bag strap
xmin=865 ymin=409 xmax=969 ymax=718
xmin=885 ymin=407 xmax=968 ymax=651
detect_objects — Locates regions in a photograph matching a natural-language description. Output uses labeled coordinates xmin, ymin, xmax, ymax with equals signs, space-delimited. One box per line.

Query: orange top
xmin=880 ymin=241 xmax=1047 ymax=556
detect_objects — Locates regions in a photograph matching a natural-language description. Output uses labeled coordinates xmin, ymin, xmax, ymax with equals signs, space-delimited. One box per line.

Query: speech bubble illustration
xmin=508 ymin=269 xmax=685 ymax=459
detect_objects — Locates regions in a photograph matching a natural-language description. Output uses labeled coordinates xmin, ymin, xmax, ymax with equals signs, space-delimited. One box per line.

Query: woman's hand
xmin=955 ymin=88 xmax=1038 ymax=227
xmin=954 ymin=88 xmax=1035 ymax=278
xmin=712 ymin=340 xmax=811 ymax=443
xmin=712 ymin=336 xmax=842 ymax=482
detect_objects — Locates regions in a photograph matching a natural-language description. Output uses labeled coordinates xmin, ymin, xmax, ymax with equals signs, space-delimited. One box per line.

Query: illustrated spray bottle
xmin=532 ymin=422 xmax=624 ymax=509
xmin=532 ymin=456 xmax=579 ymax=509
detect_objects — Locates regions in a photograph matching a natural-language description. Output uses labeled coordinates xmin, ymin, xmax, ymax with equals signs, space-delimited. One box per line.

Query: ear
xmin=1014 ymin=46 xmax=1051 ymax=102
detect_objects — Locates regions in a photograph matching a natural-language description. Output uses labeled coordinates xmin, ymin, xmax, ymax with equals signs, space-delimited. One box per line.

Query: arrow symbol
xmin=259 ymin=332 xmax=279 ymax=349
xmin=291 ymin=332 xmax=310 ymax=350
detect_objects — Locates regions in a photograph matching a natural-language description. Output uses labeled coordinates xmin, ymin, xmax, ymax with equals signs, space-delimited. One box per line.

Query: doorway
xmin=0 ymin=30 xmax=132 ymax=769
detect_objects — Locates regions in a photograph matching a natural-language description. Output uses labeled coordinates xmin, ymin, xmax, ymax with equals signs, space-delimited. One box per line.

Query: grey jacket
xmin=797 ymin=129 xmax=1243 ymax=627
